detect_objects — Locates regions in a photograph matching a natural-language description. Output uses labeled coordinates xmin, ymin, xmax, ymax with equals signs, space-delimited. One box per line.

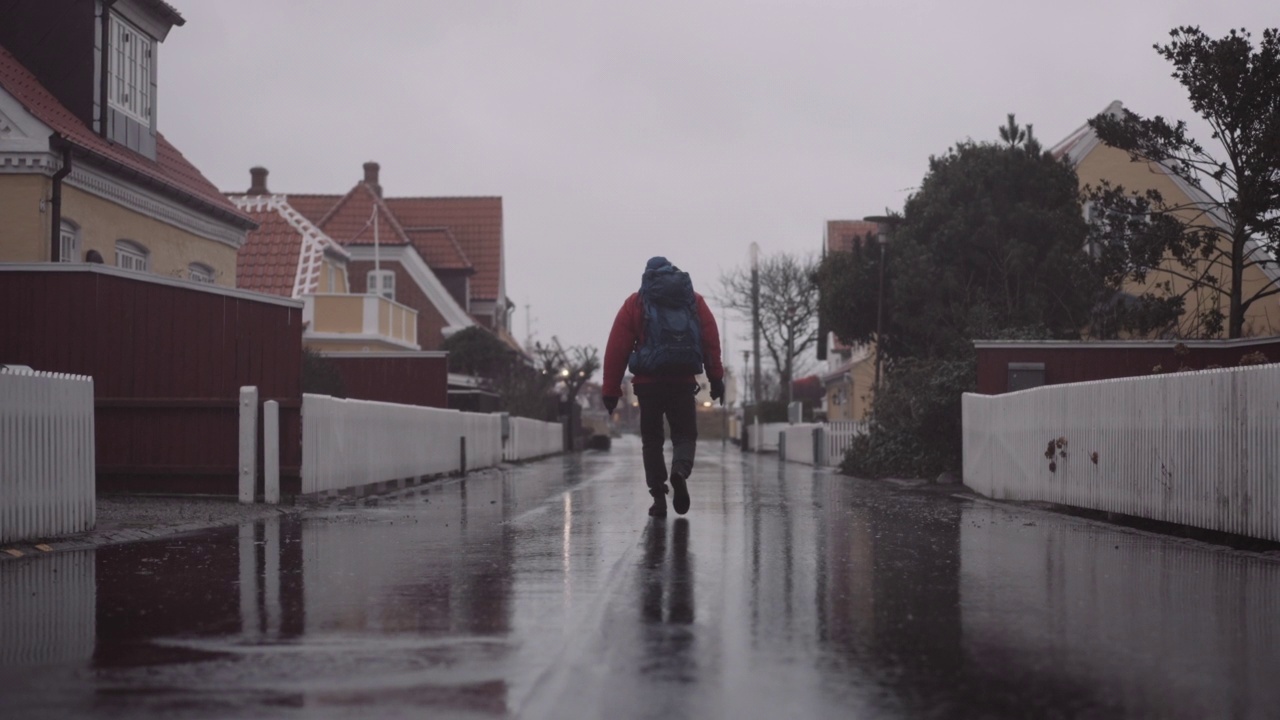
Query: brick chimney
xmin=363 ymin=161 xmax=382 ymax=197
xmin=248 ymin=166 xmax=269 ymax=195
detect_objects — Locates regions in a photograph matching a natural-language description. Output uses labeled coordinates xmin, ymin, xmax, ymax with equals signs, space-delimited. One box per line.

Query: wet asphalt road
xmin=3 ymin=436 xmax=1280 ymax=719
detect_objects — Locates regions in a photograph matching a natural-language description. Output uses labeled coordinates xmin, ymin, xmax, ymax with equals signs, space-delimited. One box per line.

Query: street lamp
xmin=862 ymin=215 xmax=899 ymax=403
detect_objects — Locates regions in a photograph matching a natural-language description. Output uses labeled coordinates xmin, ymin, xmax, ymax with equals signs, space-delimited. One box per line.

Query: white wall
xmin=301 ymin=395 xmax=562 ymax=494
xmin=963 ymin=365 xmax=1280 ymax=541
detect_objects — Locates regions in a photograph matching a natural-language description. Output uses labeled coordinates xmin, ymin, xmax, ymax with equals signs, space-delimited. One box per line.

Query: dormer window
xmin=367 ymin=270 xmax=395 ymax=300
xmin=109 ymin=14 xmax=153 ymax=123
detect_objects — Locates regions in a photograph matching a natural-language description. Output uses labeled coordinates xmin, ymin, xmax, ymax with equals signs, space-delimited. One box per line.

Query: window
xmin=58 ymin=221 xmax=79 ymax=262
xmin=367 ymin=269 xmax=395 ymax=300
xmin=109 ymin=14 xmax=153 ymax=123
xmin=188 ymin=263 xmax=215 ymax=283
xmin=115 ymin=240 xmax=149 ymax=272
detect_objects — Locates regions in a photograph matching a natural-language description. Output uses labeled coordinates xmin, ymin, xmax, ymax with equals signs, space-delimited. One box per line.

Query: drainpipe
xmin=99 ymin=0 xmax=118 ymax=138
xmin=50 ymin=138 xmax=72 ymax=262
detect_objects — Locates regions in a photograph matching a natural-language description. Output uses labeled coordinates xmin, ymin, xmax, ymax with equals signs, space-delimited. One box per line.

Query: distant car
xmin=586 ymin=434 xmax=612 ymax=451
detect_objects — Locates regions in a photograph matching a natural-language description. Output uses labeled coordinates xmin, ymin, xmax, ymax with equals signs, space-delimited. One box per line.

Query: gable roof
xmin=384 ymin=197 xmax=503 ymax=301
xmin=288 ymin=191 xmax=490 ymax=285
xmin=229 ymin=194 xmax=348 ymax=298
xmin=403 ymin=227 xmax=473 ymax=271
xmin=0 ymin=44 xmax=254 ymax=230
xmin=315 ymin=183 xmax=411 ymax=247
xmin=1051 ymin=100 xmax=1280 ymax=286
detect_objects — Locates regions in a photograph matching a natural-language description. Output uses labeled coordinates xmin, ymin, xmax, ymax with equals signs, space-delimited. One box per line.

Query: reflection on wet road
xmin=3 ymin=436 xmax=1279 ymax=718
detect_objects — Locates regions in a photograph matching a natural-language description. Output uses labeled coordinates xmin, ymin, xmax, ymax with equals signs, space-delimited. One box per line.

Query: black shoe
xmin=670 ymin=471 xmax=690 ymax=515
xmin=648 ymin=486 xmax=668 ymax=518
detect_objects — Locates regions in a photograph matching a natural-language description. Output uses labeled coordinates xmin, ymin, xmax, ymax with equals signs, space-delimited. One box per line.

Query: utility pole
xmin=750 ymin=242 xmax=762 ymax=411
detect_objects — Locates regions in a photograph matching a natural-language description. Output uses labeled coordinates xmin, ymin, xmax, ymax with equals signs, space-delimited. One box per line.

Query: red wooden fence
xmin=322 ymin=351 xmax=449 ymax=409
xmin=974 ymin=337 xmax=1280 ymax=394
xmin=0 ymin=265 xmax=303 ymax=495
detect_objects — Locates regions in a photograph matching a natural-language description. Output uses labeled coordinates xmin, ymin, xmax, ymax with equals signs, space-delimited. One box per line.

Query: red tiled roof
xmin=317 ymin=184 xmax=410 ymax=246
xmin=0 ymin=44 xmax=253 ymax=229
xmin=403 ymin=227 xmax=472 ymax=271
xmin=385 ymin=197 xmax=503 ymax=300
xmin=826 ymin=220 xmax=879 ymax=254
xmin=244 ymin=186 xmax=501 ymax=299
xmin=286 ymin=194 xmax=342 ymax=226
xmin=235 ymin=206 xmax=302 ymax=297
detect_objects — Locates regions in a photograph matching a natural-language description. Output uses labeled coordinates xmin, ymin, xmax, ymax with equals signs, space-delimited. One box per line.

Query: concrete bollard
xmin=238 ymin=386 xmax=258 ymax=504
xmin=263 ymin=400 xmax=279 ymax=505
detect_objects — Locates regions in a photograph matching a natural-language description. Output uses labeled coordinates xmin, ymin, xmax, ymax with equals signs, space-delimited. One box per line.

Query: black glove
xmin=603 ymin=395 xmax=619 ymax=413
xmin=709 ymin=378 xmax=725 ymax=406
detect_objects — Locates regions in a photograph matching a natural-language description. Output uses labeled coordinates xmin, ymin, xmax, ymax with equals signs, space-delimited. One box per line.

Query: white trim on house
xmin=112 ymin=0 xmax=179 ymax=41
xmin=66 ymin=162 xmax=247 ymax=249
xmin=344 ymin=244 xmax=474 ymax=333
xmin=114 ymin=238 xmax=149 ymax=272
xmin=107 ymin=13 xmax=153 ymax=124
xmin=0 ymin=87 xmax=54 ymax=155
xmin=188 ymin=262 xmax=215 ymax=283
xmin=59 ymin=220 xmax=80 ymax=262
xmin=321 ymin=350 xmax=449 ymax=359
xmin=0 ymin=263 xmax=303 ymax=308
xmin=0 ymin=86 xmax=247 ymax=247
xmin=303 ymin=332 xmax=420 ymax=351
xmin=230 ymin=194 xmax=349 ymax=297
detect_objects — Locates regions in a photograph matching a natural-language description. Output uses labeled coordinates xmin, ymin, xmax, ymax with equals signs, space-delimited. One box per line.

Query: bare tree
xmin=718 ymin=251 xmax=820 ymax=406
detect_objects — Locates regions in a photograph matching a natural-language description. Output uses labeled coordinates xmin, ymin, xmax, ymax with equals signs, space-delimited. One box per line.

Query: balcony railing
xmin=302 ymin=293 xmax=419 ymax=350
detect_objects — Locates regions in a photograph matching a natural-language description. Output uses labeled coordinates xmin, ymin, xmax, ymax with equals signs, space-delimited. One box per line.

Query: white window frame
xmin=367 ymin=269 xmax=395 ymax=300
xmin=188 ymin=262 xmax=215 ymax=283
xmin=115 ymin=239 xmax=149 ymax=272
xmin=108 ymin=13 xmax=153 ymax=124
xmin=59 ymin=220 xmax=79 ymax=262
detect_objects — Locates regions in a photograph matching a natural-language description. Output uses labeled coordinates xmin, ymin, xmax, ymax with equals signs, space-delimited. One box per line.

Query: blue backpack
xmin=628 ymin=261 xmax=704 ymax=376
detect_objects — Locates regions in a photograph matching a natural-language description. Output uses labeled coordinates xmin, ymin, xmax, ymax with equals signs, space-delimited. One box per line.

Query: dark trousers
xmin=635 ymin=383 xmax=698 ymax=490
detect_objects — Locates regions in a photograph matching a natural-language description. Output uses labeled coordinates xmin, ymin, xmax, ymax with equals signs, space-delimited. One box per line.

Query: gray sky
xmin=161 ymin=0 xmax=1274 ymax=366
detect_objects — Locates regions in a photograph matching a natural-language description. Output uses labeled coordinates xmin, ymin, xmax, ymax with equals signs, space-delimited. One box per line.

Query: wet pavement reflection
xmin=2 ymin=436 xmax=1279 ymax=718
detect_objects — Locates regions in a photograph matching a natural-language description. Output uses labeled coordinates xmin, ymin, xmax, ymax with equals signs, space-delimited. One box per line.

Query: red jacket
xmin=602 ymin=291 xmax=724 ymax=397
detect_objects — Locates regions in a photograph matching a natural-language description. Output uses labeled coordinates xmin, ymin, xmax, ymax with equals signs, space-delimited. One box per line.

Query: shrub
xmin=301 ymin=347 xmax=345 ymax=397
xmin=841 ymin=356 xmax=974 ymax=479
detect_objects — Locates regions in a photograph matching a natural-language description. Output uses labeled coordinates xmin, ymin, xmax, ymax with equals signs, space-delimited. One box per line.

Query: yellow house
xmin=820 ymin=219 xmax=883 ymax=420
xmin=821 ymin=342 xmax=875 ymax=422
xmin=1051 ymin=101 xmax=1280 ymax=337
xmin=0 ymin=3 xmax=255 ymax=283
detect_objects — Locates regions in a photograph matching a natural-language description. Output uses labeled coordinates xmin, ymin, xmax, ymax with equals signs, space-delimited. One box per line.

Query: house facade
xmin=1051 ymin=101 xmax=1280 ymax=337
xmin=819 ymin=219 xmax=880 ymax=421
xmin=0 ymin=1 xmax=255 ymax=283
xmin=227 ymin=187 xmax=421 ymax=352
xmin=233 ymin=162 xmax=518 ymax=353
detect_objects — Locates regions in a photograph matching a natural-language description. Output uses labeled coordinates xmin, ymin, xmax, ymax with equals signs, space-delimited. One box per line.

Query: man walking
xmin=602 ymin=257 xmax=725 ymax=518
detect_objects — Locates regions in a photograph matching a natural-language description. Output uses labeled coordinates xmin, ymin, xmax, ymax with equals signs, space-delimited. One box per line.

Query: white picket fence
xmin=0 ymin=552 xmax=95 ymax=665
xmin=963 ymin=364 xmax=1280 ymax=542
xmin=505 ymin=416 xmax=564 ymax=462
xmin=823 ymin=420 xmax=868 ymax=467
xmin=300 ymin=394 xmax=562 ymax=494
xmin=0 ymin=368 xmax=95 ymax=544
xmin=776 ymin=420 xmax=869 ymax=466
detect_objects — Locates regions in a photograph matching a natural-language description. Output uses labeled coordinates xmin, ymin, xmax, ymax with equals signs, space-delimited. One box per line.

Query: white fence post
xmin=239 ymin=386 xmax=258 ymax=504
xmin=263 ymin=400 xmax=280 ymax=505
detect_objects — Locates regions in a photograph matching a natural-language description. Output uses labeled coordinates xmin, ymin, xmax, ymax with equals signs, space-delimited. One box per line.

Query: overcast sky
xmin=161 ymin=0 xmax=1273 ymax=367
